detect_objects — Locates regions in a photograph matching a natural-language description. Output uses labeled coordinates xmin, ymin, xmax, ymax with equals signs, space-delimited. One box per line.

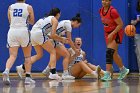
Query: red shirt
xmin=99 ymin=6 xmax=120 ymax=33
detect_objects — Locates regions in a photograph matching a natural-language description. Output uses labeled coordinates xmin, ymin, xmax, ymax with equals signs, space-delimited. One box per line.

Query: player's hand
xmin=131 ymin=20 xmax=137 ymax=25
xmin=74 ymin=49 xmax=80 ymax=56
xmin=61 ymin=37 xmax=69 ymax=44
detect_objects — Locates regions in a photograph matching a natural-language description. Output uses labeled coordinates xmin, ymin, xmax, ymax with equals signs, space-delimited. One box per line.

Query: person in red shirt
xmin=99 ymin=0 xmax=129 ymax=81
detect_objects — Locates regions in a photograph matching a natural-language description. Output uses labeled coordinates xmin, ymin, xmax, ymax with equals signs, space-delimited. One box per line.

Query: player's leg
xmin=70 ymin=62 xmax=99 ymax=78
xmin=102 ymin=32 xmax=129 ymax=81
xmin=42 ymin=40 xmax=61 ymax=80
xmin=16 ymin=30 xmax=44 ymax=78
xmin=55 ymin=44 xmax=75 ymax=79
xmin=31 ymin=45 xmax=43 ymax=64
xmin=69 ymin=63 xmax=85 ymax=78
xmin=22 ymin=45 xmax=35 ymax=84
xmin=86 ymin=63 xmax=104 ymax=77
xmin=113 ymin=33 xmax=129 ymax=80
xmin=3 ymin=46 xmax=19 ymax=85
xmin=16 ymin=45 xmax=43 ymax=78
xmin=42 ymin=50 xmax=61 ymax=76
xmin=3 ymin=29 xmax=19 ymax=85
xmin=101 ymin=32 xmax=119 ymax=81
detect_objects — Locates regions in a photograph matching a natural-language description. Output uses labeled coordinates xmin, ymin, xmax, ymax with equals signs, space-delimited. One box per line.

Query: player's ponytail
xmin=75 ymin=13 xmax=80 ymax=18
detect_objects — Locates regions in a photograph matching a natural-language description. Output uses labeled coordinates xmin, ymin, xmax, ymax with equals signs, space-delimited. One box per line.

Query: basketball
xmin=125 ymin=25 xmax=136 ymax=36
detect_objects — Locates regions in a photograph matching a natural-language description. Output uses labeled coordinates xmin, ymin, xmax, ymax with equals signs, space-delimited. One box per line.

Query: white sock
xmin=63 ymin=70 xmax=69 ymax=75
xmin=20 ymin=64 xmax=23 ymax=67
xmin=26 ymin=72 xmax=31 ymax=74
xmin=5 ymin=68 xmax=10 ymax=73
xmin=45 ymin=66 xmax=50 ymax=70
xmin=120 ymin=66 xmax=125 ymax=71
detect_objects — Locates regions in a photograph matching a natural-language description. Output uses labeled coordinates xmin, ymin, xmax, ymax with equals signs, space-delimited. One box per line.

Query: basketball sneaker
xmin=101 ymin=71 xmax=112 ymax=81
xmin=16 ymin=65 xmax=24 ymax=79
xmin=118 ymin=68 xmax=129 ymax=80
xmin=25 ymin=77 xmax=35 ymax=84
xmin=42 ymin=68 xmax=50 ymax=76
xmin=62 ymin=73 xmax=75 ymax=80
xmin=2 ymin=71 xmax=10 ymax=85
xmin=49 ymin=73 xmax=61 ymax=80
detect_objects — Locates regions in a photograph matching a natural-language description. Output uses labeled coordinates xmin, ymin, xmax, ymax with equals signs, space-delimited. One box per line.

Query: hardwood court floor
xmin=0 ymin=74 xmax=140 ymax=93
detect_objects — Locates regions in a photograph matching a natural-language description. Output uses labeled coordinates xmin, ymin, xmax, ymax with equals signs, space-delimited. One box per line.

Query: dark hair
xmin=48 ymin=8 xmax=61 ymax=16
xmin=73 ymin=37 xmax=82 ymax=42
xmin=71 ymin=13 xmax=82 ymax=23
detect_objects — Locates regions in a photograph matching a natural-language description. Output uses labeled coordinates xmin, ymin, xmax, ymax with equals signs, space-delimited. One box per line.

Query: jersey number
xmin=13 ymin=9 xmax=23 ymax=17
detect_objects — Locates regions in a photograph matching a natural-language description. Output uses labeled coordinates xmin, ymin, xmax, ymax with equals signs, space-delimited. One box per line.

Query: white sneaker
xmin=2 ymin=71 xmax=10 ymax=85
xmin=62 ymin=74 xmax=75 ymax=80
xmin=16 ymin=65 xmax=24 ymax=79
xmin=25 ymin=77 xmax=35 ymax=84
xmin=42 ymin=68 xmax=50 ymax=76
xmin=48 ymin=73 xmax=61 ymax=80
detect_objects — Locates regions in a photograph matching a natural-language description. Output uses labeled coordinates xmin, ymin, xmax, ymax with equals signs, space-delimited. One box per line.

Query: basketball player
xmin=16 ymin=8 xmax=68 ymax=80
xmin=67 ymin=37 xmax=105 ymax=79
xmin=99 ymin=0 xmax=129 ymax=81
xmin=2 ymin=0 xmax=35 ymax=85
xmin=42 ymin=14 xmax=82 ymax=79
xmin=131 ymin=0 xmax=140 ymax=74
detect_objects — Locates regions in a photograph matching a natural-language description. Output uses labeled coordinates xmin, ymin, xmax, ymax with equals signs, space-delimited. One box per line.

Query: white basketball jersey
xmin=56 ymin=20 xmax=72 ymax=36
xmin=33 ymin=16 xmax=54 ymax=36
xmin=9 ymin=3 xmax=29 ymax=28
xmin=69 ymin=48 xmax=84 ymax=65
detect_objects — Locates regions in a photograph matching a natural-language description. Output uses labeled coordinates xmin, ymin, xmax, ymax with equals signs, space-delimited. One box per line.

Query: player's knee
xmin=78 ymin=61 xmax=85 ymax=66
xmin=63 ymin=51 xmax=70 ymax=58
xmin=83 ymin=60 xmax=88 ymax=64
xmin=9 ymin=53 xmax=17 ymax=60
xmin=106 ymin=48 xmax=115 ymax=64
xmin=86 ymin=62 xmax=91 ymax=66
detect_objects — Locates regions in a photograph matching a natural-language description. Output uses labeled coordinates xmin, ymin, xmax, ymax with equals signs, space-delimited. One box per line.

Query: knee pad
xmin=106 ymin=48 xmax=115 ymax=64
